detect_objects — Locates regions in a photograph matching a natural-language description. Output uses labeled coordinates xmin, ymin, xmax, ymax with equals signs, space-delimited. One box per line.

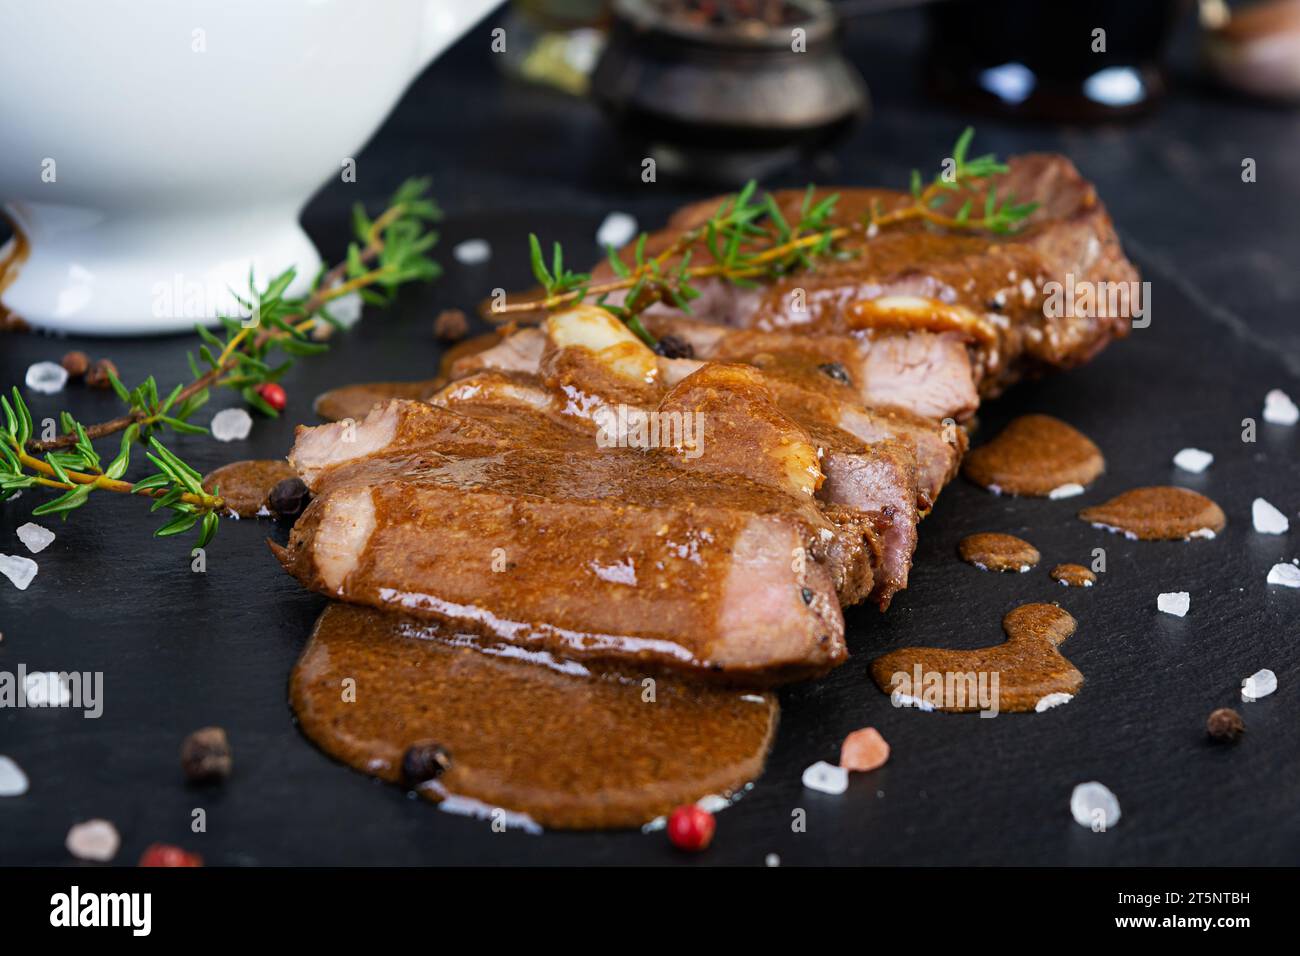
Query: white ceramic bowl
xmin=0 ymin=0 xmax=501 ymax=335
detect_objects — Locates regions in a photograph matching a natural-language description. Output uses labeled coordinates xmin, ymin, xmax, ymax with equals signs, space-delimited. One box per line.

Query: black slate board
xmin=1 ymin=10 xmax=1298 ymax=865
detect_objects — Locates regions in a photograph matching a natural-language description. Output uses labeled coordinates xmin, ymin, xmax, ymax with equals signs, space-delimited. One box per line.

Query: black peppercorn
xmin=268 ymin=477 xmax=311 ymax=524
xmin=1206 ymin=707 xmax=1244 ymax=744
xmin=401 ymin=741 xmax=452 ymax=785
xmin=653 ymin=335 xmax=695 ymax=360
xmin=818 ymin=362 xmax=851 ymax=385
xmin=181 ymin=726 xmax=232 ymax=783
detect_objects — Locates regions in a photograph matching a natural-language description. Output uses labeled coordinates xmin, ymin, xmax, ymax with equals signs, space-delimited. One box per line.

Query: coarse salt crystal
xmin=210 ymin=407 xmax=253 ymax=442
xmin=16 ymin=522 xmax=55 ymax=554
xmin=1252 ymin=498 xmax=1290 ymax=535
xmin=324 ymin=290 xmax=363 ymax=329
xmin=1035 ymin=692 xmax=1074 ymax=712
xmin=0 ymin=553 xmax=37 ymax=591
xmin=696 ymin=794 xmax=730 ymax=814
xmin=1242 ymin=668 xmax=1277 ymax=701
xmin=1267 ymin=563 xmax=1300 ymax=588
xmin=1070 ymin=781 xmax=1121 ymax=830
xmin=839 ymin=727 xmax=890 ymax=772
xmin=65 ymin=819 xmax=120 ymax=862
xmin=453 ymin=239 xmax=491 ymax=266
xmin=596 ymin=211 xmax=638 ymax=250
xmin=25 ymin=672 xmax=70 ymax=707
xmin=25 ymin=361 xmax=68 ymax=395
xmin=0 ymin=755 xmax=29 ymax=797
xmin=1157 ymin=591 xmax=1190 ymax=617
xmin=802 ymin=760 xmax=849 ymax=795
xmin=1172 ymin=448 xmax=1213 ymax=473
xmin=1263 ymin=389 xmax=1299 ymax=426
xmin=1048 ymin=483 xmax=1085 ymax=499
xmin=891 ymin=688 xmax=935 ymax=711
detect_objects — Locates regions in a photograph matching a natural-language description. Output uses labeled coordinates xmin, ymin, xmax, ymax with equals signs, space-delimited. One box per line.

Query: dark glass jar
xmin=924 ymin=0 xmax=1190 ymax=121
xmin=592 ymin=0 xmax=867 ymax=183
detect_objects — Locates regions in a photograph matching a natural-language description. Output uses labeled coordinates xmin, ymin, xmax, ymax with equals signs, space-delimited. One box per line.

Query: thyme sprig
xmin=2 ymin=177 xmax=443 ymax=546
xmin=499 ymin=128 xmax=1037 ymax=341
xmin=1 ymin=388 xmax=222 ymax=545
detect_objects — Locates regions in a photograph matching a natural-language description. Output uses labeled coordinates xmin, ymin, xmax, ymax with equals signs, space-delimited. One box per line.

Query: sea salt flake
xmin=891 ymin=688 xmax=935 ymax=711
xmin=1266 ymin=563 xmax=1300 ymax=588
xmin=452 ymin=238 xmax=491 ymax=266
xmin=210 ymin=407 xmax=253 ymax=442
xmin=25 ymin=671 xmax=70 ymax=707
xmin=1035 ymin=692 xmax=1074 ymax=712
xmin=1263 ymin=388 xmax=1299 ymax=426
xmin=24 ymin=361 xmax=68 ymax=395
xmin=696 ymin=794 xmax=730 ymax=814
xmin=839 ymin=727 xmax=890 ymax=772
xmin=16 ymin=522 xmax=55 ymax=554
xmin=0 ymin=755 xmax=29 ymax=797
xmin=1048 ymin=483 xmax=1085 ymax=499
xmin=323 ymin=290 xmax=363 ymax=329
xmin=0 ymin=553 xmax=37 ymax=590
xmin=802 ymin=760 xmax=849 ymax=795
xmin=1172 ymin=448 xmax=1213 ymax=473
xmin=596 ymin=211 xmax=638 ymax=250
xmin=1242 ymin=668 xmax=1277 ymax=701
xmin=1252 ymin=498 xmax=1290 ymax=535
xmin=1157 ymin=591 xmax=1190 ymax=617
xmin=1070 ymin=781 xmax=1121 ymax=830
xmin=65 ymin=819 xmax=120 ymax=862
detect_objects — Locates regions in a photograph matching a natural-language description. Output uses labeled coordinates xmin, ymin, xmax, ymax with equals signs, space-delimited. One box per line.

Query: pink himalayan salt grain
xmin=840 ymin=727 xmax=890 ymax=772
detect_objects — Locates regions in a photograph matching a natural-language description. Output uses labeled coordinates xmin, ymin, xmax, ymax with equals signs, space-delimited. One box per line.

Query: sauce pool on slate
xmin=291 ymin=603 xmax=779 ymax=830
xmin=1079 ymin=486 xmax=1226 ymax=540
xmin=962 ymin=414 xmax=1104 ymax=496
xmin=202 ymin=459 xmax=296 ymax=518
xmin=958 ymin=532 xmax=1040 ymax=572
xmin=1050 ymin=563 xmax=1096 ymax=587
xmin=869 ymin=603 xmax=1081 ymax=712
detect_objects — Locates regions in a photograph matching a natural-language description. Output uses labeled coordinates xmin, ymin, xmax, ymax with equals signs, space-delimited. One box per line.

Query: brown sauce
xmin=290 ymin=603 xmax=779 ymax=830
xmin=869 ymin=603 xmax=1081 ymax=713
xmin=958 ymin=532 xmax=1040 ymax=572
xmin=201 ymin=459 xmax=296 ymax=518
xmin=961 ymin=414 xmax=1103 ymax=496
xmin=1050 ymin=563 xmax=1096 ymax=587
xmin=312 ymin=332 xmax=504 ymax=422
xmin=1079 ymin=486 xmax=1226 ymax=540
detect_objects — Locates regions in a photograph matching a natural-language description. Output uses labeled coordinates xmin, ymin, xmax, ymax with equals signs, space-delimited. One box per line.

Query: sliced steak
xmin=596 ymin=154 xmax=1137 ymax=398
xmin=279 ymin=400 xmax=846 ymax=682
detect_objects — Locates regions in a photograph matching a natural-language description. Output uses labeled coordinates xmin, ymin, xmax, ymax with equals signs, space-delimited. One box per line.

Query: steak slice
xmin=279 ymin=400 xmax=846 ymax=683
xmin=596 ymin=153 xmax=1137 ymax=398
xmin=644 ymin=313 xmax=980 ymax=423
xmin=439 ymin=308 xmax=930 ymax=607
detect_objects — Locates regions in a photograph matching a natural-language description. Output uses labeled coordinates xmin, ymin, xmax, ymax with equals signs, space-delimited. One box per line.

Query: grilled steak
xmin=278 ymin=155 xmax=1135 ymax=684
xmin=279 ymin=396 xmax=848 ymax=683
xmin=442 ymin=307 xmax=960 ymax=605
xmin=593 ymin=154 xmax=1136 ymax=408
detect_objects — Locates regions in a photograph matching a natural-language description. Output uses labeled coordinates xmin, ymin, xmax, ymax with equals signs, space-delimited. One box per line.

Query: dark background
xmin=1 ymin=6 xmax=1298 ymax=865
